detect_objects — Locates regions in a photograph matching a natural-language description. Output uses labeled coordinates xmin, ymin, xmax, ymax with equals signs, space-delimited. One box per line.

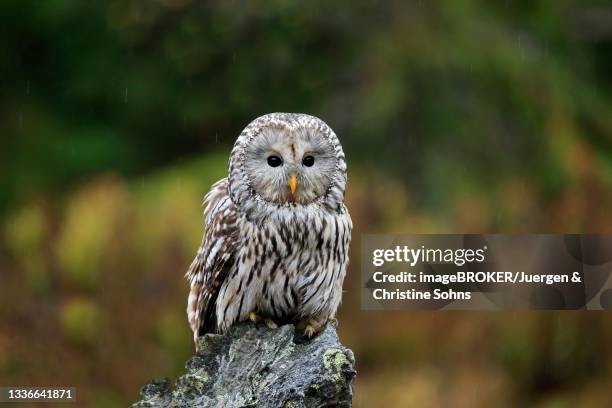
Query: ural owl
xmin=186 ymin=113 xmax=352 ymax=349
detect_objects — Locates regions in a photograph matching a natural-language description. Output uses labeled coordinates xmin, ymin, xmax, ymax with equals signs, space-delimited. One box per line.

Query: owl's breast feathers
xmin=187 ymin=177 xmax=352 ymax=344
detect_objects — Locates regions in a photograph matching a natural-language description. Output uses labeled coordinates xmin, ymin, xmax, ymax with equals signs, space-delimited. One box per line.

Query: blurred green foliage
xmin=56 ymin=179 xmax=128 ymax=290
xmin=2 ymin=0 xmax=612 ymax=407
xmin=4 ymin=204 xmax=49 ymax=295
xmin=59 ymin=298 xmax=100 ymax=346
xmin=3 ymin=0 xmax=612 ymax=215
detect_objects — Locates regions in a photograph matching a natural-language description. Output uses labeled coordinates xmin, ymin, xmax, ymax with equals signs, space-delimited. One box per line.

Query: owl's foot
xmin=249 ymin=311 xmax=278 ymax=329
xmin=264 ymin=318 xmax=278 ymax=329
xmin=304 ymin=325 xmax=317 ymax=338
xmin=328 ymin=316 xmax=338 ymax=324
xmin=248 ymin=311 xmax=261 ymax=322
xmin=303 ymin=319 xmax=325 ymax=338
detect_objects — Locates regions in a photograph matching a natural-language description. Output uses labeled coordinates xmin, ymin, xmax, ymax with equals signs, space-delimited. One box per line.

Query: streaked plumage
xmin=186 ymin=113 xmax=351 ymax=349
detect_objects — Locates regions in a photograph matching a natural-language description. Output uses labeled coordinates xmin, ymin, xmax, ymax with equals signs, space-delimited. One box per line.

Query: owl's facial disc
xmin=243 ymin=126 xmax=337 ymax=205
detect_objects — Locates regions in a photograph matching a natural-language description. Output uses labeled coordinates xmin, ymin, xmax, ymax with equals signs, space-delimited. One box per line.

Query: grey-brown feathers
xmin=186 ymin=113 xmax=351 ymax=348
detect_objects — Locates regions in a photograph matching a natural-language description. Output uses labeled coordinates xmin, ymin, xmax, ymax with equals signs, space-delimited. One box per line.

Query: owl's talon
xmin=304 ymin=325 xmax=317 ymax=338
xmin=328 ymin=317 xmax=338 ymax=324
xmin=249 ymin=311 xmax=260 ymax=322
xmin=303 ymin=318 xmax=326 ymax=337
xmin=264 ymin=318 xmax=278 ymax=329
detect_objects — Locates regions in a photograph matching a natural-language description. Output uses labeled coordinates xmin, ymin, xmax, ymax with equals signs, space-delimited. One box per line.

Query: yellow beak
xmin=289 ymin=174 xmax=298 ymax=194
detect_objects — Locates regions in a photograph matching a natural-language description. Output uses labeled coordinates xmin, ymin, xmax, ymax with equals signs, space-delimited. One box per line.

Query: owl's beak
xmin=289 ymin=174 xmax=298 ymax=194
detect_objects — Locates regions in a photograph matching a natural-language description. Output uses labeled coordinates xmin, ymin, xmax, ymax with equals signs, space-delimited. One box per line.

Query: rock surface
xmin=132 ymin=321 xmax=356 ymax=407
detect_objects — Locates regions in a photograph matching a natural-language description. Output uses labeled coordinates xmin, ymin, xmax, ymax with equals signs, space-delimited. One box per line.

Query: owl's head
xmin=228 ymin=113 xmax=347 ymax=215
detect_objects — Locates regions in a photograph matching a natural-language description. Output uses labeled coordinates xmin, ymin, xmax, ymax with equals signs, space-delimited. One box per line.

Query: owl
xmin=185 ymin=113 xmax=352 ymax=349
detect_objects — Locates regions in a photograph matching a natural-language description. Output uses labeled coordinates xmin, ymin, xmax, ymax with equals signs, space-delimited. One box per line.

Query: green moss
xmin=190 ymin=368 xmax=209 ymax=384
xmin=179 ymin=373 xmax=208 ymax=396
xmin=323 ymin=348 xmax=349 ymax=383
xmin=213 ymin=386 xmax=228 ymax=399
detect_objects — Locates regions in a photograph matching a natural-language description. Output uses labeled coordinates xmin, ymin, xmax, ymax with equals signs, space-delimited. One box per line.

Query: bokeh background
xmin=2 ymin=1 xmax=612 ymax=406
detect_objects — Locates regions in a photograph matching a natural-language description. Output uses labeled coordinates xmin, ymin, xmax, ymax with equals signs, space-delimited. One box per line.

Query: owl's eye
xmin=302 ymin=155 xmax=315 ymax=167
xmin=267 ymin=155 xmax=283 ymax=167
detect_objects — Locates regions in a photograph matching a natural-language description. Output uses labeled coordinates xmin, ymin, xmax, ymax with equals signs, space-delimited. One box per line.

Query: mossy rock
xmin=132 ymin=321 xmax=355 ymax=407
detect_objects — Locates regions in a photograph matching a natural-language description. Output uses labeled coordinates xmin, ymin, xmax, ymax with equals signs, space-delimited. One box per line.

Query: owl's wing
xmin=186 ymin=178 xmax=240 ymax=344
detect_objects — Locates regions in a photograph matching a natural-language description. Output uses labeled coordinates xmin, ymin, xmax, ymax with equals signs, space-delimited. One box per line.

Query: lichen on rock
xmin=132 ymin=321 xmax=356 ymax=407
